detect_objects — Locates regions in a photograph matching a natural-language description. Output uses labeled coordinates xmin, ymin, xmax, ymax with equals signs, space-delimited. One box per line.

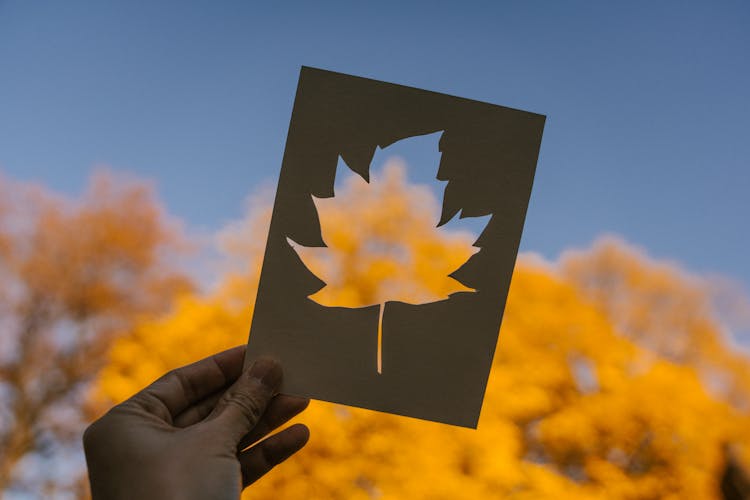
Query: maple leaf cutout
xmin=288 ymin=134 xmax=485 ymax=374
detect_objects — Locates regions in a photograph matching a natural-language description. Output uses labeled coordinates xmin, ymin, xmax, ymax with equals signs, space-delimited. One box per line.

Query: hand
xmin=83 ymin=346 xmax=310 ymax=500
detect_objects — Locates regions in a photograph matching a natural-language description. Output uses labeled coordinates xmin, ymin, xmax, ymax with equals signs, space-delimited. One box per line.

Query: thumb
xmin=206 ymin=357 xmax=282 ymax=443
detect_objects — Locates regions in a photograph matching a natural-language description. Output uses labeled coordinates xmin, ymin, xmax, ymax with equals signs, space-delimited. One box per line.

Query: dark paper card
xmin=246 ymin=67 xmax=545 ymax=428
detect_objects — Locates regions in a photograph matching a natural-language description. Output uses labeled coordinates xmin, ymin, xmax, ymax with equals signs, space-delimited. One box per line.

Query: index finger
xmin=135 ymin=345 xmax=246 ymax=422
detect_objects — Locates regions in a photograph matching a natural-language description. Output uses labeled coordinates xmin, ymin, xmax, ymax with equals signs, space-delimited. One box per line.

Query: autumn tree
xmin=289 ymin=160 xmax=481 ymax=373
xmin=96 ymin=163 xmax=750 ymax=499
xmin=0 ymin=171 xmax=191 ymax=496
xmin=561 ymin=238 xmax=750 ymax=411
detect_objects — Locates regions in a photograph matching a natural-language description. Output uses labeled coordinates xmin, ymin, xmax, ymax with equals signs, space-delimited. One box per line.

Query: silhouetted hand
xmin=83 ymin=346 xmax=309 ymax=500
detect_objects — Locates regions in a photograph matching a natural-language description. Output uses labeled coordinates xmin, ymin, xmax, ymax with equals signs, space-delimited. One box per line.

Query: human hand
xmin=83 ymin=346 xmax=309 ymax=500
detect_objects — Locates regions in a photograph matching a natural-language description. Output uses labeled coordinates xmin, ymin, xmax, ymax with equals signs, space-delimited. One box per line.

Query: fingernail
xmin=248 ymin=357 xmax=282 ymax=390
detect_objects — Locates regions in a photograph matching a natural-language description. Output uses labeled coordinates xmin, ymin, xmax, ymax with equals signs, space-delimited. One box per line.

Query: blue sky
xmin=1 ymin=1 xmax=748 ymax=289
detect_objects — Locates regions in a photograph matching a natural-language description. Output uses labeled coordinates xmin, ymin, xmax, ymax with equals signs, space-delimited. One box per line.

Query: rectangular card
xmin=246 ymin=66 xmax=545 ymax=428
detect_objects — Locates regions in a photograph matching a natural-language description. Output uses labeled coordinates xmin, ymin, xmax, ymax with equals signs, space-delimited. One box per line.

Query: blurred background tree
xmin=1 ymin=165 xmax=748 ymax=498
xmin=91 ymin=163 xmax=750 ymax=499
xmin=0 ymin=172 xmax=192 ymax=497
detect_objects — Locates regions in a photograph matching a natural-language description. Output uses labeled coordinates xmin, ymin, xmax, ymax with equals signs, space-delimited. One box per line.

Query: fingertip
xmin=269 ymin=423 xmax=310 ymax=461
xmin=247 ymin=357 xmax=283 ymax=392
xmin=207 ymin=357 xmax=283 ymax=440
xmin=239 ymin=422 xmax=311 ymax=488
xmin=212 ymin=345 xmax=249 ymax=382
xmin=235 ymin=395 xmax=311 ymax=451
xmin=280 ymin=395 xmax=310 ymax=412
xmin=288 ymin=422 xmax=310 ymax=446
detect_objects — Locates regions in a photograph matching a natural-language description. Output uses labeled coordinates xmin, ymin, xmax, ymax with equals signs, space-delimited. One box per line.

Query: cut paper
xmin=245 ymin=66 xmax=546 ymax=428
xmin=287 ymin=133 xmax=484 ymax=375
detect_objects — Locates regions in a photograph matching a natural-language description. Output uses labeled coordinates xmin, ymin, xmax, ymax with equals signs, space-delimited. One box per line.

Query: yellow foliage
xmin=0 ymin=170 xmax=193 ymax=495
xmin=290 ymin=163 xmax=479 ymax=307
xmin=95 ymin=164 xmax=750 ymax=499
xmin=562 ymin=237 xmax=750 ymax=411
